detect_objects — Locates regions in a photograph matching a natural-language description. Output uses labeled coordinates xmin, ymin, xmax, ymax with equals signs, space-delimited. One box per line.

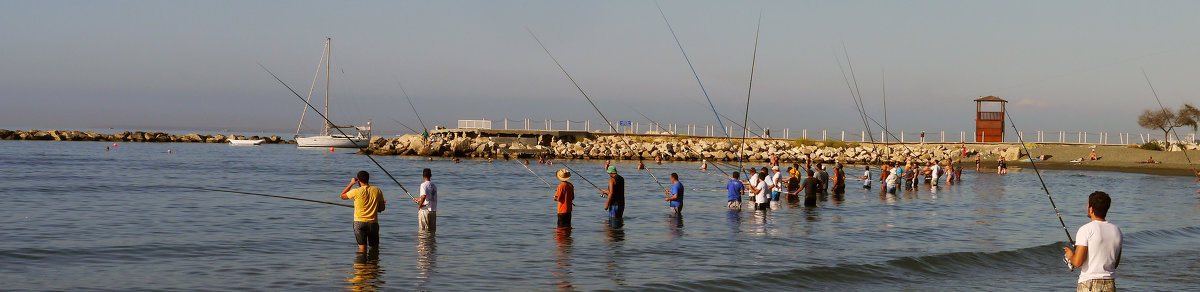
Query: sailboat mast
xmin=324 ymin=37 xmax=332 ymax=136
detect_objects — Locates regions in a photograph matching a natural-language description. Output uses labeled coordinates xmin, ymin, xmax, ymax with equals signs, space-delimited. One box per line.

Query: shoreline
xmin=0 ymin=129 xmax=293 ymax=144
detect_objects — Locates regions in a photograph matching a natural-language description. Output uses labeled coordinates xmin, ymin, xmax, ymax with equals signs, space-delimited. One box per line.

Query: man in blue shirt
xmin=663 ymin=173 xmax=684 ymax=216
xmin=726 ymin=171 xmax=744 ymax=209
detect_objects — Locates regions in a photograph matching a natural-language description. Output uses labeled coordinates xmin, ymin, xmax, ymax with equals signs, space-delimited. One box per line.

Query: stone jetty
xmin=0 ymin=129 xmax=292 ymax=144
xmin=362 ymin=133 xmax=1027 ymax=164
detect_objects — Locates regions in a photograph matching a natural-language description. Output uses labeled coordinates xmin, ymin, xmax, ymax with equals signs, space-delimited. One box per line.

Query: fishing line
xmin=836 ymin=54 xmax=875 ymax=144
xmin=655 ymin=1 xmax=743 ymax=171
xmin=398 ymin=80 xmax=429 ymax=132
xmin=183 ymin=186 xmax=353 ymax=208
xmin=1142 ymin=69 xmax=1199 ymax=178
xmin=526 ymin=29 xmax=668 ymax=192
xmin=260 ymin=63 xmax=415 ymax=201
xmin=390 ymin=118 xmax=419 ymax=135
xmin=504 ymin=150 xmax=553 ymax=188
xmin=629 ymin=107 xmax=735 ymax=179
xmin=558 ymin=162 xmax=606 ymax=197
xmin=1005 ymin=110 xmax=1075 ymax=269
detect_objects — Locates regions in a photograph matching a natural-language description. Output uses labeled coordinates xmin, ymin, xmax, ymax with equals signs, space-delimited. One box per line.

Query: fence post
xmin=822 ymin=130 xmax=827 ymax=140
xmin=862 ymin=131 xmax=866 ymax=142
xmin=901 ymin=131 xmax=905 ymax=143
xmin=842 ymin=130 xmax=845 ymax=141
xmin=803 ymin=129 xmax=808 ymax=139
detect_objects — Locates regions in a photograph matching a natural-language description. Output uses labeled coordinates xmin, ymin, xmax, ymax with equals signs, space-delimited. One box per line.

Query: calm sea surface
xmin=2 ymin=140 xmax=1198 ymax=291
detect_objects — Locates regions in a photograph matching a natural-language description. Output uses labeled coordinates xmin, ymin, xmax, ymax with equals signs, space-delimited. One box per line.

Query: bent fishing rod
xmin=526 ymin=28 xmax=668 ymax=192
xmin=183 ymin=186 xmax=353 ymax=208
xmin=656 ymin=1 xmax=743 ymax=171
xmin=1142 ymin=69 xmax=1199 ymax=178
xmin=1005 ymin=110 xmax=1075 ymax=271
xmin=260 ymin=63 xmax=416 ymax=201
xmin=558 ymin=162 xmax=607 ymax=197
xmin=738 ymin=11 xmax=763 ymax=180
xmin=397 ymin=80 xmax=429 ymax=133
xmin=503 ymin=150 xmax=553 ymax=188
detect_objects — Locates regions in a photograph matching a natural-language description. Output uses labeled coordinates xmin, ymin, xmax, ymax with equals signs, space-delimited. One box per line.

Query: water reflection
xmin=553 ymin=227 xmax=574 ymax=290
xmin=347 ymin=250 xmax=385 ymax=292
xmin=415 ymin=231 xmax=437 ymax=290
xmin=666 ymin=215 xmax=685 ymax=239
xmin=604 ymin=219 xmax=626 ymax=287
xmin=726 ymin=209 xmax=743 ymax=233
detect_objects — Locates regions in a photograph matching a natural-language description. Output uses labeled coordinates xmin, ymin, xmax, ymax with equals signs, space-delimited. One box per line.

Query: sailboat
xmin=294 ymin=37 xmax=372 ymax=148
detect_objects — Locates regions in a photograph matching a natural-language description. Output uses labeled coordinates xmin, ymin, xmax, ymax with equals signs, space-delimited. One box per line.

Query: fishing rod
xmin=259 ymin=63 xmax=416 ymax=201
xmin=629 ymin=107 xmax=735 ymax=179
xmin=390 ymin=118 xmax=419 ymax=135
xmin=397 ymin=81 xmax=429 ymax=133
xmin=842 ymin=41 xmax=873 ymax=141
xmin=1142 ymin=69 xmax=1199 ymax=178
xmin=738 ymin=12 xmax=763 ymax=179
xmin=558 ymin=162 xmax=606 ymax=197
xmin=183 ymin=186 xmax=353 ymax=208
xmin=655 ymin=1 xmax=743 ymax=171
xmin=504 ymin=150 xmax=553 ymax=188
xmin=1005 ymin=110 xmax=1074 ymax=271
xmin=526 ymin=29 xmax=669 ymax=192
xmin=835 ymin=53 xmax=875 ymax=144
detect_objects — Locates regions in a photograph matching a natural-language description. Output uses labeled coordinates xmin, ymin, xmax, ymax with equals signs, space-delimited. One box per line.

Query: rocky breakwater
xmin=0 ymin=129 xmax=292 ymax=144
xmin=362 ymin=134 xmax=1028 ymax=164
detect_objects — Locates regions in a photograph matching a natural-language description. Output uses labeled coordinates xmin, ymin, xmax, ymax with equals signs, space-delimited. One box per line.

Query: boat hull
xmin=228 ymin=139 xmax=265 ymax=146
xmin=295 ymin=135 xmax=369 ymax=148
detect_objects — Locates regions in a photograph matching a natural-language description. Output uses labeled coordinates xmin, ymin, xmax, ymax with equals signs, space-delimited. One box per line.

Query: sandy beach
xmin=966 ymin=143 xmax=1200 ymax=177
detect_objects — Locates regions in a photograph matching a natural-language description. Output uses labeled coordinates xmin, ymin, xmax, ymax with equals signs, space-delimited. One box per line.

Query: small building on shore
xmin=974 ymin=96 xmax=1007 ymax=142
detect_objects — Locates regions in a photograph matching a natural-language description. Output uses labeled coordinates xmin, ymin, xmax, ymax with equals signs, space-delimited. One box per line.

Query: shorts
xmin=727 ymin=200 xmax=742 ymax=209
xmin=771 ymin=191 xmax=782 ymax=201
xmin=419 ymin=209 xmax=436 ymax=232
xmin=931 ymin=176 xmax=939 ymax=186
xmin=887 ymin=185 xmax=897 ymax=194
xmin=353 ymin=221 xmax=380 ymax=247
xmin=1077 ymin=279 xmax=1115 ymax=292
xmin=670 ymin=206 xmax=683 ymax=216
xmin=557 ymin=212 xmax=572 ymax=227
xmin=607 ymin=205 xmax=624 ymax=218
xmin=755 ymin=203 xmax=770 ymax=210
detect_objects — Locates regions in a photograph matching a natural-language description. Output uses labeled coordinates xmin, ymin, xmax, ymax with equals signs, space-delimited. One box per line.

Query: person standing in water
xmin=747 ymin=171 xmax=771 ymax=210
xmin=554 ymin=169 xmax=575 ymax=228
xmin=831 ymin=163 xmax=846 ymax=194
xmin=859 ymin=166 xmax=872 ymax=189
xmin=339 ymin=171 xmax=386 ymax=253
xmin=1064 ymin=191 xmax=1122 ymax=292
xmin=726 ymin=171 xmax=744 ymax=209
xmin=663 ymin=173 xmax=684 ymax=216
xmin=600 ymin=166 xmax=625 ymax=219
xmin=799 ymin=169 xmax=820 ymax=207
xmin=414 ymin=168 xmax=437 ymax=232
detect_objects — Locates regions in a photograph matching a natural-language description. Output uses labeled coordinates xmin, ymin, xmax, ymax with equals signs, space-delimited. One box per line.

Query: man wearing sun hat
xmin=600 ymin=166 xmax=625 ymax=219
xmin=554 ymin=169 xmax=575 ymax=228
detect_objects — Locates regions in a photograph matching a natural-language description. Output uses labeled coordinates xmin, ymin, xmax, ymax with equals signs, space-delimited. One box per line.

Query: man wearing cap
xmin=600 ymin=166 xmax=625 ymax=219
xmin=554 ymin=169 xmax=575 ymax=227
xmin=663 ymin=173 xmax=684 ymax=216
xmin=768 ymin=166 xmax=783 ymax=202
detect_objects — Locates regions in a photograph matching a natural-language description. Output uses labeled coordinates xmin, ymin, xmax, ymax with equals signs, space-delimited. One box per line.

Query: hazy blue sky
xmin=3 ymin=0 xmax=1198 ymax=138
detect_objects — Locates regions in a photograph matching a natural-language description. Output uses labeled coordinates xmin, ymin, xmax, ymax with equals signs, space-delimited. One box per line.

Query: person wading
xmin=339 ymin=171 xmax=386 ymax=253
xmin=663 ymin=173 xmax=684 ymax=216
xmin=726 ymin=171 xmax=744 ymax=209
xmin=554 ymin=169 xmax=575 ymax=228
xmin=414 ymin=168 xmax=437 ymax=232
xmin=1064 ymin=191 xmax=1123 ymax=292
xmin=600 ymin=166 xmax=625 ymax=219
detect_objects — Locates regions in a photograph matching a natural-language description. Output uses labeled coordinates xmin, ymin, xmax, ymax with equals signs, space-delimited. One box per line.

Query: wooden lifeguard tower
xmin=974 ymin=96 xmax=1008 ymax=142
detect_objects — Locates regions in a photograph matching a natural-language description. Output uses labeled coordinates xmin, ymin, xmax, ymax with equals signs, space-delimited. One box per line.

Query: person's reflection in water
xmin=726 ymin=208 xmax=742 ymax=233
xmin=604 ymin=218 xmax=626 ymax=287
xmin=830 ymin=193 xmax=845 ymax=207
xmin=666 ymin=215 xmax=685 ymax=239
xmin=553 ymin=227 xmax=574 ymax=290
xmin=347 ymin=250 xmax=385 ymax=292
xmin=415 ymin=230 xmax=437 ymax=290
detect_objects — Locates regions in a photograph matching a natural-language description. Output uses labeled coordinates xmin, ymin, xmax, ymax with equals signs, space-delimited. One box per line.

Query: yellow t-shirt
xmin=346 ymin=185 xmax=384 ymax=222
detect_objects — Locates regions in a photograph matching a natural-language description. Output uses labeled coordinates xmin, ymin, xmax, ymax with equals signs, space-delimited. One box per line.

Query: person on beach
xmin=554 ymin=169 xmax=575 ymax=228
xmin=831 ymin=163 xmax=847 ymax=194
xmin=726 ymin=171 xmax=744 ymax=209
xmin=997 ymin=157 xmax=1008 ymax=174
xmin=768 ymin=166 xmax=783 ymax=202
xmin=747 ymin=172 xmax=771 ymax=210
xmin=340 ymin=171 xmax=386 ymax=252
xmin=786 ymin=167 xmax=801 ymax=201
xmin=600 ymin=166 xmax=625 ymax=219
xmin=800 ymin=169 xmax=820 ymax=207
xmin=975 ymin=155 xmax=981 ymax=170
xmin=415 ymin=168 xmax=437 ymax=232
xmin=860 ymin=166 xmax=872 ymax=189
xmin=1064 ymin=191 xmax=1122 ymax=292
xmin=1088 ymin=149 xmax=1099 ymax=160
xmin=663 ymin=173 xmax=684 ymax=216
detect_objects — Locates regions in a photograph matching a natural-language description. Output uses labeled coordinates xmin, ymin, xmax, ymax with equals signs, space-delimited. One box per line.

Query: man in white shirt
xmin=746 ymin=172 xmax=771 ymax=211
xmin=747 ymin=167 xmax=761 ymax=201
xmin=414 ymin=168 xmax=438 ymax=232
xmin=929 ymin=161 xmax=942 ymax=187
xmin=768 ymin=166 xmax=782 ymax=202
xmin=1064 ymin=191 xmax=1122 ymax=292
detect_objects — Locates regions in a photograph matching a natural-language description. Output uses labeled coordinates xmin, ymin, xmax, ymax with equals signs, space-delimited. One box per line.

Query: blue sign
xmin=619 ymin=121 xmax=632 ymax=126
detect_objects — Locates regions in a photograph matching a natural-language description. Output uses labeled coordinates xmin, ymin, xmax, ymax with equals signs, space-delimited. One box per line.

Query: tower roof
xmin=974 ymin=95 xmax=1008 ymax=102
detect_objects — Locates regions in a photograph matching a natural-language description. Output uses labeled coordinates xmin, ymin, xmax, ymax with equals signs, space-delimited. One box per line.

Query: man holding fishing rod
xmin=1064 ymin=191 xmax=1122 ymax=292
xmin=340 ymin=171 xmax=387 ymax=253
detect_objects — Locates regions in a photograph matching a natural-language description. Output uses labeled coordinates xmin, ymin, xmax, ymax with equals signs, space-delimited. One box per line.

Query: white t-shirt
xmin=419 ymin=181 xmax=437 ymax=211
xmin=885 ymin=171 xmax=899 ymax=187
xmin=766 ymin=172 xmax=781 ymax=192
xmin=930 ymin=165 xmax=942 ymax=178
xmin=754 ymin=181 xmax=770 ymax=204
xmin=1076 ymin=220 xmax=1122 ymax=283
xmin=748 ymin=174 xmax=761 ymax=197
xmin=862 ymin=170 xmax=871 ymax=186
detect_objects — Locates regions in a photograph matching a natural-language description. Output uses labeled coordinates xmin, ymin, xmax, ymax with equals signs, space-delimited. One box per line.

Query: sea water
xmin=1 ymin=140 xmax=1198 ymax=291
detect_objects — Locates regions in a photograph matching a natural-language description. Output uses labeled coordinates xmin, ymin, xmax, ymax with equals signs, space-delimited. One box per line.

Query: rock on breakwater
xmin=361 ymin=134 xmax=1026 ymax=165
xmin=0 ymin=129 xmax=292 ymax=144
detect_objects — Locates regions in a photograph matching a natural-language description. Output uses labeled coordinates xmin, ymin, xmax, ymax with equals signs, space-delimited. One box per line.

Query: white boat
xmin=293 ymin=37 xmax=372 ymax=148
xmin=228 ymin=139 xmax=265 ymax=146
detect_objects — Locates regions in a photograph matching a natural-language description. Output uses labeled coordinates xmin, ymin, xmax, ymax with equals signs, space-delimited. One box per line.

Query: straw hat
xmin=556 ymin=169 xmax=571 ymax=181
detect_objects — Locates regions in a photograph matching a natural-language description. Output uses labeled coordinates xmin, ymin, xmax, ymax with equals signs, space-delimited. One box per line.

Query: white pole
xmin=862 ymin=131 xmax=866 ymax=142
xmin=901 ymin=131 xmax=905 ymax=143
xmin=841 ymin=130 xmax=845 ymax=141
xmin=941 ymin=131 xmax=945 ymax=143
xmin=822 ymin=130 xmax=827 ymax=140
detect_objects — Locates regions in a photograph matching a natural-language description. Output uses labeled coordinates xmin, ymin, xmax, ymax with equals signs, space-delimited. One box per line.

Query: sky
xmin=3 ymin=0 xmax=1199 ymax=138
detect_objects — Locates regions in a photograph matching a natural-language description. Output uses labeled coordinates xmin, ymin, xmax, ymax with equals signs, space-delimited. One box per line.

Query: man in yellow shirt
xmin=340 ymin=171 xmax=386 ymax=252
